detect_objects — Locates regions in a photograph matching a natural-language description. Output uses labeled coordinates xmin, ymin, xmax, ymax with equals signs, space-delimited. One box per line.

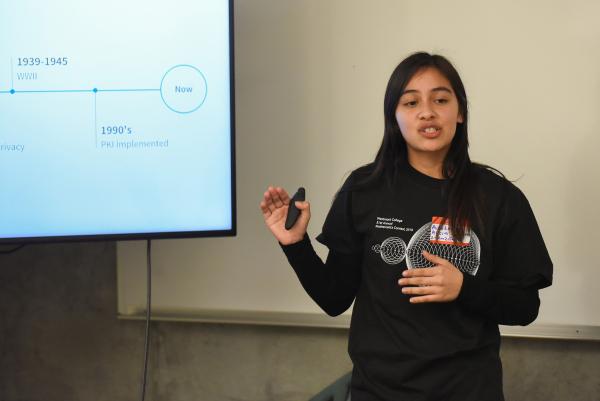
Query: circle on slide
xmin=160 ymin=64 xmax=208 ymax=114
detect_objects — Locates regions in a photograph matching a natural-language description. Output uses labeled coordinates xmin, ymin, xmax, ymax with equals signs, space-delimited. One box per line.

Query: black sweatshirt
xmin=280 ymin=233 xmax=541 ymax=325
xmin=279 ymin=162 xmax=553 ymax=401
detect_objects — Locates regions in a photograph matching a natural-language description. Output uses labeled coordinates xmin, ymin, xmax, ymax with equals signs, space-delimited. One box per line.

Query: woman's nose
xmin=418 ymin=108 xmax=435 ymax=119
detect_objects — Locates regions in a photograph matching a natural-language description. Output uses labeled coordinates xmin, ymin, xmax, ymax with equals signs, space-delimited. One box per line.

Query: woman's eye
xmin=404 ymin=101 xmax=417 ymax=107
xmin=435 ymin=98 xmax=449 ymax=104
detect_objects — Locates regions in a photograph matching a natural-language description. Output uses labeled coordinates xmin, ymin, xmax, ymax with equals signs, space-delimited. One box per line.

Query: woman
xmin=260 ymin=52 xmax=552 ymax=401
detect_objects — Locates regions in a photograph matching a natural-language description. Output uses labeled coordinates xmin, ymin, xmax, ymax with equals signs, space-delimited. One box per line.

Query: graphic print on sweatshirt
xmin=371 ymin=216 xmax=413 ymax=265
xmin=373 ymin=216 xmax=481 ymax=276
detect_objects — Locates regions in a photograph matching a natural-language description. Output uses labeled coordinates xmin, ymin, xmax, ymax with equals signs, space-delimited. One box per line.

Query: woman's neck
xmin=407 ymin=150 xmax=446 ymax=179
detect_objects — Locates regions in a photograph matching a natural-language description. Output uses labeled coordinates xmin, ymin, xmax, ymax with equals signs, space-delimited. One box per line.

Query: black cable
xmin=140 ymin=239 xmax=152 ymax=401
xmin=0 ymin=244 xmax=26 ymax=254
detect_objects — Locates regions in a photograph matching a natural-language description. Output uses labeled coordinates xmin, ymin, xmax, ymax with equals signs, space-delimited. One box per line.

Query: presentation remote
xmin=285 ymin=187 xmax=305 ymax=230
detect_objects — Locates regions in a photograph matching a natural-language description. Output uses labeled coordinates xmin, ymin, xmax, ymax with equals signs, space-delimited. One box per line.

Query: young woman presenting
xmin=260 ymin=52 xmax=552 ymax=401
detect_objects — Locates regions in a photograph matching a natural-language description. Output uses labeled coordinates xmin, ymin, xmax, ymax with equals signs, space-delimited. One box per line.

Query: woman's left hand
xmin=398 ymin=251 xmax=464 ymax=303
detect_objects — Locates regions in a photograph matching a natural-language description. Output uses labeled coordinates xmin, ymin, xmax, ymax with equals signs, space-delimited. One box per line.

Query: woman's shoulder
xmin=473 ymin=163 xmax=509 ymax=188
xmin=351 ymin=162 xmax=377 ymax=179
xmin=472 ymin=163 xmax=529 ymax=207
xmin=336 ymin=163 xmax=376 ymax=188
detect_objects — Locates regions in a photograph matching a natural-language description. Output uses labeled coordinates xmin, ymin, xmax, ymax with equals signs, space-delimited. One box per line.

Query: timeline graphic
xmin=1 ymin=59 xmax=208 ymax=148
xmin=0 ymin=0 xmax=234 ymax=242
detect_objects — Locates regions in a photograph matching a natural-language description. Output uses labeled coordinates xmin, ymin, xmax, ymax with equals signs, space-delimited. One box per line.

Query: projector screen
xmin=0 ymin=0 xmax=236 ymax=243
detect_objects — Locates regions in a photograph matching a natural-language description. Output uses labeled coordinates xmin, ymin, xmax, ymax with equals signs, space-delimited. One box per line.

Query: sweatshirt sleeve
xmin=457 ymin=274 xmax=540 ymax=325
xmin=279 ymin=234 xmax=362 ymax=317
xmin=491 ymin=183 xmax=553 ymax=289
xmin=457 ymin=181 xmax=552 ymax=326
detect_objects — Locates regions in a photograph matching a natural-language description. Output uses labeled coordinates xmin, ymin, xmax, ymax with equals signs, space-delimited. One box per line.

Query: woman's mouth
xmin=419 ymin=127 xmax=441 ymax=138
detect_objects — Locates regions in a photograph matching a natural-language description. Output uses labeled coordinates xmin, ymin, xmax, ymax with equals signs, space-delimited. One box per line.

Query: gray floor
xmin=1 ymin=241 xmax=598 ymax=401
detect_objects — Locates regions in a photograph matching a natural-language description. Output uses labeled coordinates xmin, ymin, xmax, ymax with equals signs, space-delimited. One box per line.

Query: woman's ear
xmin=457 ymin=113 xmax=464 ymax=124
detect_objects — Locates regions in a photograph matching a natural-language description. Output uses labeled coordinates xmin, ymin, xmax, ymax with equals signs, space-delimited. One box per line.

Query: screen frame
xmin=0 ymin=0 xmax=237 ymax=245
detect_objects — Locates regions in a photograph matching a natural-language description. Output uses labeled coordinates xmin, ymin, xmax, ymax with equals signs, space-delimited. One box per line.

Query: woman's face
xmin=395 ymin=67 xmax=463 ymax=162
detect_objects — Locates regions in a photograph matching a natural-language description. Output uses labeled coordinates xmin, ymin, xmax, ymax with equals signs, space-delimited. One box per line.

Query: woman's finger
xmin=409 ymin=295 xmax=440 ymax=304
xmin=401 ymin=285 xmax=439 ymax=295
xmin=259 ymin=200 xmax=271 ymax=217
xmin=422 ymin=251 xmax=447 ymax=266
xmin=402 ymin=267 xmax=437 ymax=277
xmin=263 ymin=189 xmax=277 ymax=213
xmin=277 ymin=187 xmax=291 ymax=205
xmin=269 ymin=187 xmax=285 ymax=208
xmin=398 ymin=276 xmax=434 ymax=286
xmin=295 ymin=200 xmax=310 ymax=211
xmin=265 ymin=187 xmax=277 ymax=213
xmin=295 ymin=201 xmax=311 ymax=228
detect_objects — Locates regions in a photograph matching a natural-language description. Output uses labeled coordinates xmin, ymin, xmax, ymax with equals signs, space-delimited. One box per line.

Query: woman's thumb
xmin=295 ymin=200 xmax=310 ymax=210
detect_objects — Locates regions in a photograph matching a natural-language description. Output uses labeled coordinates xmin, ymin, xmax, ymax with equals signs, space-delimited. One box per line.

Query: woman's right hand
xmin=260 ymin=186 xmax=311 ymax=245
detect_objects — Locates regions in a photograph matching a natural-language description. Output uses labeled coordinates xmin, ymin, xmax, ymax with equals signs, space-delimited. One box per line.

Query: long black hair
xmin=355 ymin=51 xmax=493 ymax=240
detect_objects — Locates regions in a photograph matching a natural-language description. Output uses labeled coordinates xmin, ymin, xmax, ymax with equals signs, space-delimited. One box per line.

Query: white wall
xmin=118 ymin=0 xmax=600 ymax=338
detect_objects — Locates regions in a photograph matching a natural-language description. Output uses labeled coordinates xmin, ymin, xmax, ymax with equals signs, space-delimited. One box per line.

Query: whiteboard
xmin=117 ymin=0 xmax=600 ymax=340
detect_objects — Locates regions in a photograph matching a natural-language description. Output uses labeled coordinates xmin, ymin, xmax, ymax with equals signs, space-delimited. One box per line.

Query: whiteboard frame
xmin=118 ymin=309 xmax=600 ymax=341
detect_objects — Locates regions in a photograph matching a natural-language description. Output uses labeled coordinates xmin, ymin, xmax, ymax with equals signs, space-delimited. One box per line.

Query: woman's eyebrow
xmin=401 ymin=87 xmax=453 ymax=96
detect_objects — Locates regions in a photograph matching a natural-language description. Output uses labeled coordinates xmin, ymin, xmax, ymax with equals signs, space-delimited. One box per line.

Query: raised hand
xmin=260 ymin=186 xmax=311 ymax=245
xmin=397 ymin=251 xmax=464 ymax=303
